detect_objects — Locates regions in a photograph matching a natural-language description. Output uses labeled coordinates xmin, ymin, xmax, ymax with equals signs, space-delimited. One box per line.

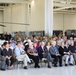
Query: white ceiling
xmin=0 ymin=0 xmax=76 ymax=13
xmin=54 ymin=0 xmax=76 ymax=13
xmin=0 ymin=0 xmax=32 ymax=10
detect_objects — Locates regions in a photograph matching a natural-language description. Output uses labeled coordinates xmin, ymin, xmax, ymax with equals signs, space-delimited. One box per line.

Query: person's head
xmin=10 ymin=38 xmax=14 ymax=43
xmin=17 ymin=41 xmax=22 ymax=47
xmin=70 ymin=37 xmax=73 ymax=40
xmin=38 ymin=41 xmax=42 ymax=46
xmin=3 ymin=41 xmax=10 ymax=48
xmin=61 ymin=41 xmax=64 ymax=47
xmin=70 ymin=40 xmax=74 ymax=46
xmin=25 ymin=36 xmax=28 ymax=40
xmin=63 ymin=36 xmax=67 ymax=41
xmin=52 ymin=41 xmax=56 ymax=46
xmin=33 ymin=42 xmax=37 ymax=48
xmin=74 ymin=37 xmax=76 ymax=42
xmin=46 ymin=42 xmax=51 ymax=46
xmin=41 ymin=40 xmax=46 ymax=46
xmin=64 ymin=41 xmax=68 ymax=47
xmin=59 ymin=37 xmax=61 ymax=40
xmin=29 ymin=42 xmax=34 ymax=49
xmin=1 ymin=44 xmax=5 ymax=49
xmin=17 ymin=37 xmax=22 ymax=41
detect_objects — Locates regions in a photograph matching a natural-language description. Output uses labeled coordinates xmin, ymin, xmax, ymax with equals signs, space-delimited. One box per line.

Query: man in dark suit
xmin=38 ymin=40 xmax=52 ymax=68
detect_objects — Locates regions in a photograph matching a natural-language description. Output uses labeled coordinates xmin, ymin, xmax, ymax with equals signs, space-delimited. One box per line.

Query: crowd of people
xmin=0 ymin=33 xmax=76 ymax=71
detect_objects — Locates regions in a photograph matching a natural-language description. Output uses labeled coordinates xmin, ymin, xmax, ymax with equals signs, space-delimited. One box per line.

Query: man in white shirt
xmin=14 ymin=41 xmax=31 ymax=69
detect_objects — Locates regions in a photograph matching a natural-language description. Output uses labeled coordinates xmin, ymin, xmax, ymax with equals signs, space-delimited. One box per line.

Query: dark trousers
xmin=28 ymin=54 xmax=39 ymax=67
xmin=6 ymin=57 xmax=16 ymax=66
xmin=0 ymin=56 xmax=6 ymax=69
xmin=73 ymin=53 xmax=76 ymax=63
xmin=51 ymin=55 xmax=62 ymax=66
xmin=42 ymin=52 xmax=52 ymax=66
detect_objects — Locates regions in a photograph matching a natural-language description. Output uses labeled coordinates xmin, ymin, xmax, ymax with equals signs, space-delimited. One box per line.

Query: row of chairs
xmin=12 ymin=57 xmax=76 ymax=69
xmin=13 ymin=58 xmax=48 ymax=68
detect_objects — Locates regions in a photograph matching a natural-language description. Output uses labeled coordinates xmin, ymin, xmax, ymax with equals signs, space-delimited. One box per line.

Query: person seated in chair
xmin=14 ymin=41 xmax=31 ymax=69
xmin=38 ymin=40 xmax=52 ymax=68
xmin=49 ymin=41 xmax=62 ymax=67
xmin=0 ymin=48 xmax=6 ymax=71
xmin=58 ymin=41 xmax=74 ymax=66
xmin=2 ymin=42 xmax=16 ymax=70
xmin=68 ymin=40 xmax=75 ymax=65
xmin=27 ymin=42 xmax=40 ymax=68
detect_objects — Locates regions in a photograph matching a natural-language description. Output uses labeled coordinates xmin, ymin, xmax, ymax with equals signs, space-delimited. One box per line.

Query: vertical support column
xmin=26 ymin=4 xmax=30 ymax=37
xmin=23 ymin=3 xmax=29 ymax=36
xmin=44 ymin=0 xmax=53 ymax=36
xmin=10 ymin=4 xmax=12 ymax=33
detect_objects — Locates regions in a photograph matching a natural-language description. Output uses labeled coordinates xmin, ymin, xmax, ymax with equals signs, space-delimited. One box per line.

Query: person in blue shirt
xmin=14 ymin=41 xmax=31 ymax=69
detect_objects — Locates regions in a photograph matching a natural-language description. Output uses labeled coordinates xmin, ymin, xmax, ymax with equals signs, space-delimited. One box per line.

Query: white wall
xmin=3 ymin=0 xmax=76 ymax=33
xmin=64 ymin=14 xmax=76 ymax=31
xmin=3 ymin=0 xmax=45 ymax=33
xmin=53 ymin=13 xmax=63 ymax=30
xmin=0 ymin=11 xmax=4 ymax=33
xmin=53 ymin=13 xmax=76 ymax=32
xmin=12 ymin=4 xmax=26 ymax=32
xmin=4 ymin=7 xmax=12 ymax=33
xmin=4 ymin=4 xmax=29 ymax=33
xmin=30 ymin=0 xmax=44 ymax=31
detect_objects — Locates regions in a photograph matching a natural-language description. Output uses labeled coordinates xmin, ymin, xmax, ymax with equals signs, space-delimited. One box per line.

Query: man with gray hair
xmin=49 ymin=41 xmax=62 ymax=67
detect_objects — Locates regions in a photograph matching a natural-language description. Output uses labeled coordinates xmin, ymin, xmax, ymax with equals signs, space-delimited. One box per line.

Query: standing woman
xmin=2 ymin=42 xmax=15 ymax=70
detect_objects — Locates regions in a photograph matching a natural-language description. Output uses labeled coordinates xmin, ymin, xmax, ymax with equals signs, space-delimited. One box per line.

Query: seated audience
xmin=9 ymin=38 xmax=16 ymax=50
xmin=38 ymin=40 xmax=52 ymax=68
xmin=68 ymin=40 xmax=75 ymax=65
xmin=0 ymin=48 xmax=6 ymax=71
xmin=49 ymin=41 xmax=62 ymax=67
xmin=27 ymin=42 xmax=40 ymax=68
xmin=24 ymin=40 xmax=29 ymax=53
xmin=46 ymin=42 xmax=51 ymax=51
xmin=33 ymin=41 xmax=39 ymax=50
xmin=1 ymin=32 xmax=76 ymax=69
xmin=2 ymin=42 xmax=15 ymax=70
xmin=58 ymin=41 xmax=73 ymax=66
xmin=58 ymin=41 xmax=65 ymax=57
xmin=63 ymin=41 xmax=74 ymax=66
xmin=14 ymin=41 xmax=31 ymax=69
xmin=74 ymin=37 xmax=76 ymax=51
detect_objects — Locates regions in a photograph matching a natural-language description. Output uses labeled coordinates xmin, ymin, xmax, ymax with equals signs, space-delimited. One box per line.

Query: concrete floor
xmin=0 ymin=65 xmax=76 ymax=75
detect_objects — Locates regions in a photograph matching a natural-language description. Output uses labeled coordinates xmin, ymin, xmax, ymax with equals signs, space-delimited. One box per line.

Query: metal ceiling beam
xmin=0 ymin=22 xmax=30 ymax=25
xmin=0 ymin=0 xmax=31 ymax=3
xmin=54 ymin=2 xmax=76 ymax=11
xmin=0 ymin=6 xmax=7 ymax=8
xmin=54 ymin=2 xmax=76 ymax=7
xmin=0 ymin=9 xmax=4 ymax=10
xmin=54 ymin=9 xmax=76 ymax=13
xmin=54 ymin=6 xmax=76 ymax=11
